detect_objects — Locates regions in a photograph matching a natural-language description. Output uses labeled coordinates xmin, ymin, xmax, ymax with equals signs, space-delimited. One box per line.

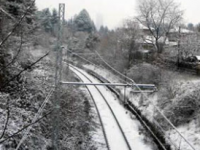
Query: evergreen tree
xmin=39 ymin=8 xmax=52 ymax=33
xmin=51 ymin=8 xmax=59 ymax=36
xmin=0 ymin=0 xmax=36 ymax=92
xmin=23 ymin=0 xmax=36 ymax=24
xmin=5 ymin=0 xmax=36 ymax=24
xmin=99 ymin=25 xmax=109 ymax=36
xmin=66 ymin=17 xmax=76 ymax=33
xmin=74 ymin=9 xmax=95 ymax=33
xmin=99 ymin=26 xmax=104 ymax=32
xmin=51 ymin=9 xmax=59 ymax=25
xmin=91 ymin=20 xmax=97 ymax=32
xmin=0 ymin=0 xmax=36 ymax=35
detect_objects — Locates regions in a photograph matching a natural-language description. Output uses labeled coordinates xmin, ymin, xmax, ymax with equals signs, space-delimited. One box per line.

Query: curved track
xmin=70 ymin=65 xmax=132 ymax=150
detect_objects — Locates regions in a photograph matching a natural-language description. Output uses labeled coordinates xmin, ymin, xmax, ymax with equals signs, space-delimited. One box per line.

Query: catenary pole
xmin=52 ymin=3 xmax=65 ymax=150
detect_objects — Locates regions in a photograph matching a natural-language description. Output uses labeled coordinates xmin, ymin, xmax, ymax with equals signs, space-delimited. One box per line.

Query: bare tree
xmin=136 ymin=0 xmax=183 ymax=53
xmin=93 ymin=20 xmax=140 ymax=71
xmin=179 ymin=32 xmax=200 ymax=59
xmin=120 ymin=19 xmax=140 ymax=68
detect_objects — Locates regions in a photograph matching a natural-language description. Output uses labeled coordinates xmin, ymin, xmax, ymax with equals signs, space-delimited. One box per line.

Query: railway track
xmin=66 ymin=51 xmax=196 ymax=150
xmin=85 ymin=67 xmax=170 ymax=150
xmin=69 ymin=65 xmax=132 ymax=150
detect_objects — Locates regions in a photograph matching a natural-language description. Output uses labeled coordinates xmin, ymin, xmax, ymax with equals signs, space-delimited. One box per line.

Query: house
xmin=138 ymin=24 xmax=194 ymax=47
xmin=168 ymin=27 xmax=194 ymax=43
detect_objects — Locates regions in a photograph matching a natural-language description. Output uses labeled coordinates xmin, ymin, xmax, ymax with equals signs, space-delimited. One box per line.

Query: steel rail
xmin=69 ymin=65 xmax=132 ymax=150
xmin=93 ymin=50 xmax=196 ymax=150
xmin=126 ymin=101 xmax=168 ymax=150
xmin=67 ymin=49 xmax=195 ymax=150
xmin=66 ymin=49 xmax=156 ymax=91
xmin=153 ymin=119 xmax=178 ymax=150
xmin=65 ymin=53 xmax=168 ymax=149
xmin=67 ymin=49 xmax=126 ymax=82
xmin=69 ymin=67 xmax=110 ymax=150
xmin=86 ymin=65 xmax=168 ymax=150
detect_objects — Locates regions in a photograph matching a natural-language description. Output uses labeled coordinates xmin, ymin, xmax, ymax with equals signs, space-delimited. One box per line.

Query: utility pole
xmin=53 ymin=3 xmax=65 ymax=150
xmin=177 ymin=26 xmax=181 ymax=68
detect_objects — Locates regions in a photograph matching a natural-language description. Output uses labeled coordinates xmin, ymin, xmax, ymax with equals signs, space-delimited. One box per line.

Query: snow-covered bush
xmin=165 ymin=90 xmax=200 ymax=126
xmin=127 ymin=63 xmax=161 ymax=84
xmin=157 ymin=80 xmax=200 ymax=128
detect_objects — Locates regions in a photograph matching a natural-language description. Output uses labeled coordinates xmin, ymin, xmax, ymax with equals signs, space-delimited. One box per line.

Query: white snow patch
xmin=167 ymin=119 xmax=200 ymax=150
xmin=71 ymin=66 xmax=154 ymax=150
xmin=80 ymin=87 xmax=107 ymax=150
xmin=83 ymin=64 xmax=200 ymax=150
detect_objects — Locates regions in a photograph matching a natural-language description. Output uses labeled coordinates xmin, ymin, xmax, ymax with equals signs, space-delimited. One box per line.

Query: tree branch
xmin=0 ymin=110 xmax=53 ymax=144
xmin=0 ymin=7 xmax=15 ymax=21
xmin=0 ymin=0 xmax=35 ymax=48
xmin=0 ymin=30 xmax=23 ymax=71
xmin=0 ymin=97 xmax=10 ymax=140
xmin=0 ymin=51 xmax=50 ymax=90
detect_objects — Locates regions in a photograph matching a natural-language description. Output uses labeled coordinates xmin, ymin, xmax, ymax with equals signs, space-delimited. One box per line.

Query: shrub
xmin=156 ymin=89 xmax=200 ymax=128
xmin=127 ymin=63 xmax=161 ymax=84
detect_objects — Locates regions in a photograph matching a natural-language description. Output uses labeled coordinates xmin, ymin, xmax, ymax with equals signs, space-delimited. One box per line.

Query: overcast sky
xmin=35 ymin=0 xmax=200 ymax=29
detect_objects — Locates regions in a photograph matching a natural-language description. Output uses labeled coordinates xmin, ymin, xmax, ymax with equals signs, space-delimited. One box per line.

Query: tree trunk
xmin=156 ymin=41 xmax=164 ymax=53
xmin=128 ymin=40 xmax=135 ymax=69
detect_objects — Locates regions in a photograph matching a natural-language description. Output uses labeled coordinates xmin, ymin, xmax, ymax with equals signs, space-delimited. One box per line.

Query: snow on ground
xmin=84 ymin=65 xmax=124 ymax=84
xmin=83 ymin=64 xmax=200 ymax=150
xmin=83 ymin=64 xmax=157 ymax=121
xmin=71 ymin=66 xmax=154 ymax=150
xmin=96 ymin=82 xmax=153 ymax=150
xmin=164 ymin=77 xmax=200 ymax=150
xmin=81 ymin=87 xmax=107 ymax=150
xmin=167 ymin=119 xmax=200 ymax=150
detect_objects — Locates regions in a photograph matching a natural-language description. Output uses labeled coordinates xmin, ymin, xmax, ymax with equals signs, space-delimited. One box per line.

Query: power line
xmin=67 ymin=57 xmax=167 ymax=150
xmin=92 ymin=50 xmax=196 ymax=150
xmin=94 ymin=50 xmax=135 ymax=84
xmin=69 ymin=49 xmax=195 ymax=150
xmin=67 ymin=49 xmax=128 ymax=84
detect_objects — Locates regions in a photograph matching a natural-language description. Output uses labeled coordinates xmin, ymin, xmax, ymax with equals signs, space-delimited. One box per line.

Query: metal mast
xmin=53 ymin=3 xmax=65 ymax=150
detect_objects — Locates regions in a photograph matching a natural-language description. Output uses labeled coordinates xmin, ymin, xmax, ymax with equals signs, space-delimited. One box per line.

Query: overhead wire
xmin=67 ymin=49 xmax=127 ymax=83
xmin=68 ymin=51 xmax=168 ymax=150
xmin=68 ymin=48 xmax=195 ymax=150
xmin=93 ymin=50 xmax=170 ymax=150
xmin=67 ymin=49 xmax=97 ymax=66
xmin=92 ymin=50 xmax=196 ymax=150
xmin=67 ymin=49 xmax=166 ymax=147
xmin=93 ymin=50 xmax=134 ymax=84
